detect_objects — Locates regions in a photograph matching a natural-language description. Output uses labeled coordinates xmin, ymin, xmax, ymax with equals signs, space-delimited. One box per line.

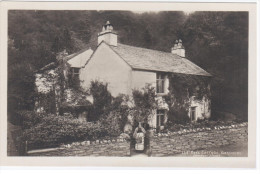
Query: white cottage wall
xmin=131 ymin=70 xmax=156 ymax=90
xmin=80 ymin=43 xmax=132 ymax=97
xmin=189 ymin=96 xmax=211 ymax=120
xmin=131 ymin=70 xmax=171 ymax=129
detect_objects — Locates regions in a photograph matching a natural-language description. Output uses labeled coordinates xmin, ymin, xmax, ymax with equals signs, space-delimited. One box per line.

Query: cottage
xmin=35 ymin=21 xmax=211 ymax=129
xmin=78 ymin=21 xmax=211 ymax=128
xmin=35 ymin=48 xmax=93 ymax=115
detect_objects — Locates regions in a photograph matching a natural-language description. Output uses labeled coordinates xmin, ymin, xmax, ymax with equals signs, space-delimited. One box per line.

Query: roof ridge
xmin=116 ymin=43 xmax=181 ymax=58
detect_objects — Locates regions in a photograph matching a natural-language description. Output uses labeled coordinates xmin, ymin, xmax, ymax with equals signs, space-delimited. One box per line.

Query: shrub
xmin=22 ymin=113 xmax=122 ymax=150
xmin=167 ymin=107 xmax=190 ymax=125
xmin=106 ymin=94 xmax=130 ymax=131
xmin=36 ymin=91 xmax=57 ymax=114
xmin=100 ymin=112 xmax=121 ymax=137
xmin=89 ymin=80 xmax=112 ymax=121
xmin=17 ymin=110 xmax=45 ymax=129
xmin=88 ymin=81 xmax=130 ymax=129
xmin=59 ymin=103 xmax=91 ymax=118
xmin=132 ymin=85 xmax=157 ymax=123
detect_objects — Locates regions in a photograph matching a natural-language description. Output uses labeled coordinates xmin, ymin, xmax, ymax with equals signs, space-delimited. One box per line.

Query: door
xmin=156 ymin=110 xmax=165 ymax=129
xmin=191 ymin=107 xmax=196 ymax=121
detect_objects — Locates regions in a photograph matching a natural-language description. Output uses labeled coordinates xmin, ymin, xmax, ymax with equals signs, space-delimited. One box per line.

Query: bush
xmin=100 ymin=112 xmax=121 ymax=137
xmin=132 ymin=85 xmax=156 ymax=123
xmin=89 ymin=80 xmax=112 ymax=121
xmin=22 ymin=113 xmax=122 ymax=150
xmin=88 ymin=82 xmax=130 ymax=129
xmin=17 ymin=110 xmax=44 ymax=129
xmin=59 ymin=104 xmax=91 ymax=118
xmin=167 ymin=107 xmax=190 ymax=125
xmin=106 ymin=94 xmax=130 ymax=131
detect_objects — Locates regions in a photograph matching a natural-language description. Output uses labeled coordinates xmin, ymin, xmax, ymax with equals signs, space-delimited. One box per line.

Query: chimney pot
xmin=98 ymin=21 xmax=117 ymax=46
xmin=171 ymin=39 xmax=185 ymax=57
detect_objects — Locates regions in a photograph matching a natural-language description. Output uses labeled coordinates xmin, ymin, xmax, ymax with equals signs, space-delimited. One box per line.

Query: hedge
xmin=22 ymin=113 xmax=121 ymax=150
xmin=16 ymin=110 xmax=45 ymax=129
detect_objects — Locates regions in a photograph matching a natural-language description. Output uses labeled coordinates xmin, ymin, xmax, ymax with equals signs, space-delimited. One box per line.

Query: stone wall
xmin=28 ymin=139 xmax=130 ymax=156
xmin=28 ymin=123 xmax=248 ymax=157
xmin=150 ymin=123 xmax=248 ymax=157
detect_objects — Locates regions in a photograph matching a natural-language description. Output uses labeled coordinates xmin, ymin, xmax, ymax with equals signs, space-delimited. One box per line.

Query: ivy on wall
xmin=35 ymin=50 xmax=72 ymax=115
xmin=165 ymin=73 xmax=211 ymax=124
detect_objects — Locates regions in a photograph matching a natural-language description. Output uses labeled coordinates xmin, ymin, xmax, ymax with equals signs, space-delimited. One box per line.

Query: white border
xmin=0 ymin=0 xmax=258 ymax=170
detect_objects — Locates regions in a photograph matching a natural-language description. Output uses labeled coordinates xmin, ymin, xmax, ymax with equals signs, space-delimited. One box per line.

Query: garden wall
xmin=28 ymin=138 xmax=130 ymax=156
xmin=150 ymin=123 xmax=248 ymax=156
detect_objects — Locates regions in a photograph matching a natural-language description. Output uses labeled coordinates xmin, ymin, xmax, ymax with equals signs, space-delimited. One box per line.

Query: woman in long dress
xmin=133 ymin=122 xmax=146 ymax=151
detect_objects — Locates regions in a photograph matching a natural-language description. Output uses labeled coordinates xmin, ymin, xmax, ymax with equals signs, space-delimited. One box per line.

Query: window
xmin=70 ymin=68 xmax=80 ymax=87
xmin=156 ymin=73 xmax=166 ymax=93
xmin=156 ymin=110 xmax=165 ymax=127
xmin=190 ymin=107 xmax=196 ymax=121
xmin=72 ymin=68 xmax=80 ymax=79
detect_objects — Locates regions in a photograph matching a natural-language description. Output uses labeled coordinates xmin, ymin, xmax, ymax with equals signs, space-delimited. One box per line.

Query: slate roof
xmin=37 ymin=62 xmax=57 ymax=73
xmin=67 ymin=48 xmax=93 ymax=68
xmin=109 ymin=43 xmax=211 ymax=76
xmin=37 ymin=48 xmax=93 ymax=73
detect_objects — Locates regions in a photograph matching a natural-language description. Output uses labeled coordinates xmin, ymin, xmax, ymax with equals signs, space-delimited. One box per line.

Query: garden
xmin=14 ymin=70 xmax=247 ymax=153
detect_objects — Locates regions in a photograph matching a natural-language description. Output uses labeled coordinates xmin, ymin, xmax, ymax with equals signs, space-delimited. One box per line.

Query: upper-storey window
xmin=71 ymin=68 xmax=80 ymax=79
xmin=156 ymin=73 xmax=166 ymax=94
xmin=70 ymin=68 xmax=80 ymax=87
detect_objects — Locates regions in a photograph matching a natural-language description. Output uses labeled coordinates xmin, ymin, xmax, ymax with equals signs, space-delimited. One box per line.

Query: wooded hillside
xmin=8 ymin=10 xmax=248 ymax=120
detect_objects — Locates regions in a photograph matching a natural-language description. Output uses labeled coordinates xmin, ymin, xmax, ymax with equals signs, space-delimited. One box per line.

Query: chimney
xmin=171 ymin=39 xmax=185 ymax=57
xmin=97 ymin=21 xmax=117 ymax=46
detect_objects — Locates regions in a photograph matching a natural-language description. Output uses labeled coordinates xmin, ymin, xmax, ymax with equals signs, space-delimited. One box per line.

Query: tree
xmin=181 ymin=12 xmax=248 ymax=119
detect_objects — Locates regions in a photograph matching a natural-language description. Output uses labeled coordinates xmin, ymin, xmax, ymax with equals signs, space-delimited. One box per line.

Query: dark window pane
xmin=156 ymin=79 xmax=164 ymax=93
xmin=156 ymin=73 xmax=165 ymax=93
xmin=191 ymin=107 xmax=196 ymax=121
xmin=73 ymin=68 xmax=80 ymax=73
xmin=157 ymin=110 xmax=165 ymax=127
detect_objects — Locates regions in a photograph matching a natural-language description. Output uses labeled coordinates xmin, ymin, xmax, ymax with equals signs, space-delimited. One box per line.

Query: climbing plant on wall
xmin=165 ymin=73 xmax=211 ymax=124
xmin=131 ymin=85 xmax=157 ymax=124
xmin=35 ymin=50 xmax=70 ymax=115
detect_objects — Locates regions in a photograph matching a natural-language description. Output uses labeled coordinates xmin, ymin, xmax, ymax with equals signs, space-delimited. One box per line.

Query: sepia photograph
xmin=0 ymin=1 xmax=257 ymax=168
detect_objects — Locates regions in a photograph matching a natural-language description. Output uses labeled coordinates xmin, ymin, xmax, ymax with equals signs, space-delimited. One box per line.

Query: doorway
xmin=190 ymin=107 xmax=196 ymax=122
